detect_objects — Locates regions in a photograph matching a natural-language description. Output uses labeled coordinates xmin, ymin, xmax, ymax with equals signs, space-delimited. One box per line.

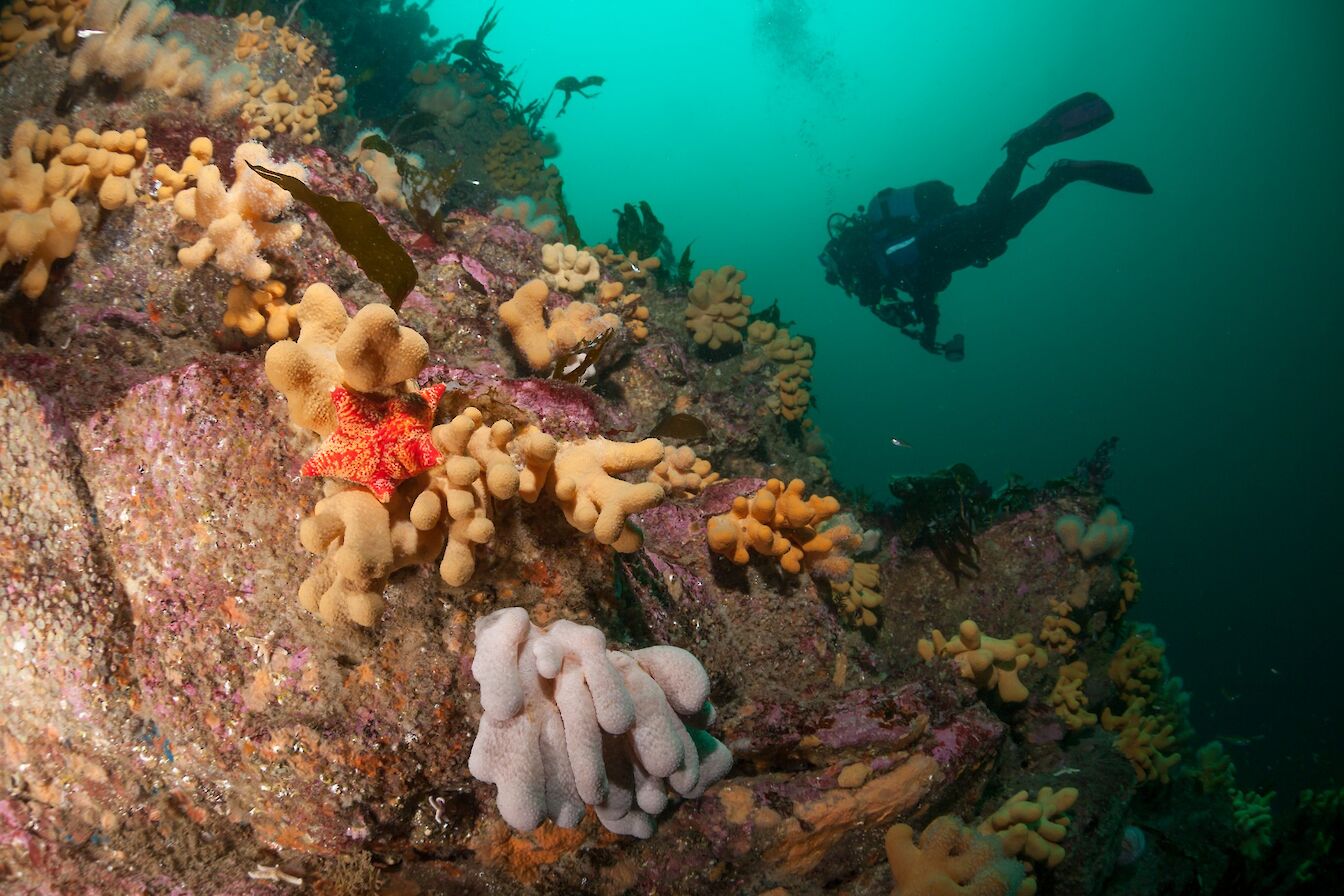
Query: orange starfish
xmin=301 ymin=383 xmax=446 ymax=501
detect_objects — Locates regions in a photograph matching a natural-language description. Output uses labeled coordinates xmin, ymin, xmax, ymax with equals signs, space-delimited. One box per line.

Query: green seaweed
xmin=674 ymin=243 xmax=695 ymax=289
xmin=614 ymin=201 xmax=666 ymax=259
xmin=888 ymin=463 xmax=990 ymax=584
xmin=356 ymin=132 xmax=398 ymax=158
xmin=247 ymin=162 xmax=418 ymax=310
xmin=553 ymin=179 xmax=583 ymax=246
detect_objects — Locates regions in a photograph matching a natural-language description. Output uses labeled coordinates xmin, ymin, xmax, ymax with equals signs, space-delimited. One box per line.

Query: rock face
xmin=0 ymin=129 xmax=1188 ymax=894
xmin=0 ymin=328 xmax=1071 ymax=893
xmin=1 ymin=10 xmax=1234 ymax=896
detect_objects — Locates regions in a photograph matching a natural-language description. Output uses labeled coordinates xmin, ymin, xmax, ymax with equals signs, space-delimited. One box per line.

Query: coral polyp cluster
xmin=264 ymin=283 xmax=667 ymax=626
xmin=706 ymin=476 xmax=857 ymax=577
xmin=0 ymin=4 xmax=1296 ymax=894
xmin=470 ymin=607 xmax=732 ymax=838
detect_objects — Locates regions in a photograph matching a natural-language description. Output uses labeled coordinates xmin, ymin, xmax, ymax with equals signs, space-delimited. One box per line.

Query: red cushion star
xmin=301 ymin=383 xmax=447 ymax=501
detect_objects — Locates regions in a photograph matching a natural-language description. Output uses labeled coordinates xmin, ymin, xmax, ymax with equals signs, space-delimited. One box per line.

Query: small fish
xmin=1217 ymin=734 xmax=1265 ymax=747
xmin=891 ymin=437 xmax=912 ymax=448
xmin=77 ymin=28 xmax=105 ymax=38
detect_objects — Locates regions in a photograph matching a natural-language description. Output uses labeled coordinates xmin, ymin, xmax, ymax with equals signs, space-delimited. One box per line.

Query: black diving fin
xmin=1049 ymin=160 xmax=1154 ymax=194
xmin=1005 ymin=92 xmax=1116 ymax=157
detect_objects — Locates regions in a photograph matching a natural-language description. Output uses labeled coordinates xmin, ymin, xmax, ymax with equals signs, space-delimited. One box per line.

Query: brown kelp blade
xmin=246 ymin=162 xmax=419 ymax=310
xmin=650 ymin=412 xmax=708 ymax=442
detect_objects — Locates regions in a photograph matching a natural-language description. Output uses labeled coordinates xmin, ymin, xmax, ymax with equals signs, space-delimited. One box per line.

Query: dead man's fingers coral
xmin=548 ymin=437 xmax=666 ymax=550
xmin=335 ymin=303 xmax=428 ymax=393
xmin=297 ymin=487 xmax=395 ymax=626
xmin=468 ymin=608 xmax=731 ymax=838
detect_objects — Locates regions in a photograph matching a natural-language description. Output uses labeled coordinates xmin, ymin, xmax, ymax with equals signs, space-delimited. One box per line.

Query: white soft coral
xmin=469 ymin=607 xmax=732 ymax=837
xmin=174 ymin=141 xmax=305 ymax=283
xmin=69 ymin=0 xmax=173 ymax=85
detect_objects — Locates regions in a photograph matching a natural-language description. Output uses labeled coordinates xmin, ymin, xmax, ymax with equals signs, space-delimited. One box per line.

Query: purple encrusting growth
xmin=0 ymin=9 xmax=1181 ymax=890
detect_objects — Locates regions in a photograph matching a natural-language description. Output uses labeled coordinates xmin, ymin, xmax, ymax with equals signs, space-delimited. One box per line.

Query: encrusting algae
xmin=0 ymin=3 xmax=1302 ymax=894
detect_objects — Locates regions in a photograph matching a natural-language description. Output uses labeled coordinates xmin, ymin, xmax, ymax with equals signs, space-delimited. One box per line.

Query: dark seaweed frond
xmin=246 ymin=162 xmax=418 ymax=309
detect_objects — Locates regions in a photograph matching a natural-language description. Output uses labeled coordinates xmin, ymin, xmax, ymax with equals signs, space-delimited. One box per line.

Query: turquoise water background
xmin=432 ymin=1 xmax=1344 ymax=792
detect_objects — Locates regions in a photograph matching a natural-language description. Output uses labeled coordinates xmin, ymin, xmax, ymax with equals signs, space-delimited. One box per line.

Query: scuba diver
xmin=818 ymin=92 xmax=1153 ymax=361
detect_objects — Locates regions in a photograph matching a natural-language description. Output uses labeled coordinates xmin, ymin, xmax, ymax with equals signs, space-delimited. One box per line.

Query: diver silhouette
xmin=819 ymin=92 xmax=1153 ymax=361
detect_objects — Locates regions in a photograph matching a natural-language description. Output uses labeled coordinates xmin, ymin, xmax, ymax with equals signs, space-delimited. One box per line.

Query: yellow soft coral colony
xmin=265 ymin=284 xmax=499 ymax=623
xmin=221 ymin=279 xmax=291 ymax=340
xmin=345 ymin=129 xmax=410 ymax=209
xmin=648 ymin=444 xmax=718 ymax=499
xmin=2 ymin=120 xmax=150 ymax=297
xmin=1100 ymin=626 xmax=1183 ymax=782
xmin=540 ymin=241 xmax=600 ymax=293
xmin=595 ymin=280 xmax=650 ymax=341
xmin=265 ymin=284 xmax=666 ymax=625
xmin=1101 ymin=700 xmax=1181 ymax=783
xmin=831 ymin=561 xmax=882 ymax=628
xmin=240 ymin=68 xmax=346 ymax=144
xmin=0 ymin=0 xmax=87 ymax=64
xmin=173 ymin=141 xmax=305 ymax=283
xmin=1116 ymin=554 xmax=1142 ymax=617
xmin=685 ymin=264 xmax=752 ymax=350
xmin=485 ymin=124 xmax=554 ymax=195
xmin=231 ymin=13 xmax=345 ymax=144
xmin=516 ymin=435 xmax=667 ymax=553
xmin=232 ymin=10 xmax=273 ymax=60
xmin=978 ymin=786 xmax=1079 ymax=893
xmin=67 ymin=0 xmax=172 ymax=86
xmin=918 ymin=620 xmax=1047 ymax=703
xmin=2 ymin=124 xmax=81 ymax=298
xmin=748 ymin=320 xmax=816 ymax=421
xmin=498 ymin=278 xmax=621 ymax=373
xmin=705 ymin=478 xmax=855 ymax=578
xmin=1038 ymin=597 xmax=1081 ymax=655
xmin=590 ymin=243 xmax=662 ymax=283
xmin=1047 ymin=661 xmax=1096 ymax=730
xmin=886 ymin=815 xmax=1029 ymax=896
xmin=152 ymin=135 xmax=212 ymax=202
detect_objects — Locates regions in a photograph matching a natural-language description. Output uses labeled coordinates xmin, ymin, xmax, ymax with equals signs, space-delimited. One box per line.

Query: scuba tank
xmin=819 ymin=181 xmax=954 ymax=303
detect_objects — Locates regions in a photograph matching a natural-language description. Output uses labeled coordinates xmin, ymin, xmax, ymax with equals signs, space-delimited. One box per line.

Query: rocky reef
xmin=0 ymin=3 xmax=1330 ymax=895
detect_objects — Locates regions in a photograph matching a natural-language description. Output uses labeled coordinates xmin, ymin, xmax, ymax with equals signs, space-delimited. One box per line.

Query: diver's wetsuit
xmin=821 ymin=92 xmax=1153 ymax=360
xmin=878 ymin=151 xmax=1067 ymax=348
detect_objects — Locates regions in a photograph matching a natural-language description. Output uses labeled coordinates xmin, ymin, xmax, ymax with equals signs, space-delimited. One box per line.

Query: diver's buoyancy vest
xmin=867 ymin=185 xmax=921 ymax=271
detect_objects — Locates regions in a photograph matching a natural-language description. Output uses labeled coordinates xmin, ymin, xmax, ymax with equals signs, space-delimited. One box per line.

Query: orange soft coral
xmin=706 ymin=478 xmax=852 ymax=577
xmin=886 ymin=815 xmax=1027 ymax=896
xmin=918 ymin=620 xmax=1047 ymax=703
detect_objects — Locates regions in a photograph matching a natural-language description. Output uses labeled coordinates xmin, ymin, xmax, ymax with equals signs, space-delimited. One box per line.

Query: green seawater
xmin=431 ymin=0 xmax=1344 ymax=793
